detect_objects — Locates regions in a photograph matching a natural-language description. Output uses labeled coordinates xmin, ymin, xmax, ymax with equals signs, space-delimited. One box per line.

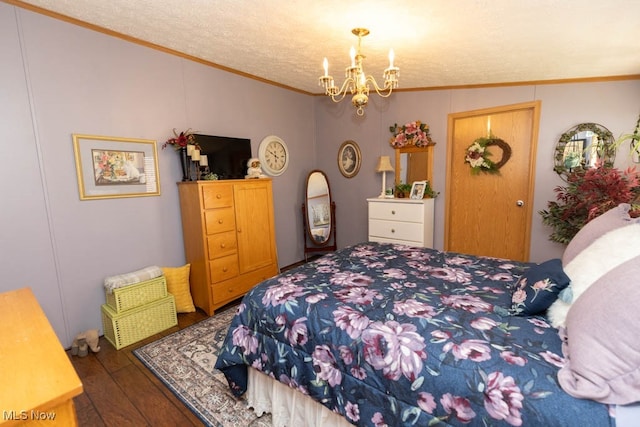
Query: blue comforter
xmin=215 ymin=243 xmax=613 ymax=426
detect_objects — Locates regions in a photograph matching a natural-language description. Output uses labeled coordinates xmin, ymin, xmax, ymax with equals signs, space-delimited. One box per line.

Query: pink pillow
xmin=557 ymin=258 xmax=640 ymax=404
xmin=562 ymin=204 xmax=639 ymax=267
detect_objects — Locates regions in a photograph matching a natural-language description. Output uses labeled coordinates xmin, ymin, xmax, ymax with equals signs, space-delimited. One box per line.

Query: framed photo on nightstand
xmin=410 ymin=181 xmax=426 ymax=199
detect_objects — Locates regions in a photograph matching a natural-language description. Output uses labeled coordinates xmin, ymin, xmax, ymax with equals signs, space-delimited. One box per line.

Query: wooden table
xmin=0 ymin=288 xmax=83 ymax=426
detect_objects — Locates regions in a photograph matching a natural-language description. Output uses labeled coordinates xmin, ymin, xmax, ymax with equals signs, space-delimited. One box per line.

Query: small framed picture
xmin=410 ymin=181 xmax=426 ymax=199
xmin=337 ymin=140 xmax=362 ymax=178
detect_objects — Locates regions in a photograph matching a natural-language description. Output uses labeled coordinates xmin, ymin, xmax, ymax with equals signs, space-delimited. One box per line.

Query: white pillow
xmin=547 ymin=222 xmax=640 ymax=328
xmin=562 ymin=203 xmax=638 ymax=267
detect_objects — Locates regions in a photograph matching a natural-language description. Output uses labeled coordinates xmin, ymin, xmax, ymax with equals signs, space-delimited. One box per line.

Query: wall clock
xmin=258 ymin=135 xmax=289 ymax=176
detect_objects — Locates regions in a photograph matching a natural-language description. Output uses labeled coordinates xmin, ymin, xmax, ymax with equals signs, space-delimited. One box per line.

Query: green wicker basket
xmin=101 ymin=295 xmax=177 ymax=349
xmin=105 ymin=276 xmax=167 ymax=313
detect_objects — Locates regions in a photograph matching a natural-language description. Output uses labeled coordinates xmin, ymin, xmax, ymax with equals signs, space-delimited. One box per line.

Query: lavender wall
xmin=315 ymin=82 xmax=640 ymax=263
xmin=1 ymin=4 xmax=313 ymax=347
xmin=1 ymin=3 xmax=638 ymax=347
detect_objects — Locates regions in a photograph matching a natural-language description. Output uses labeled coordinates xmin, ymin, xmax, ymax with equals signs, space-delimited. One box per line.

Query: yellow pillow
xmin=162 ymin=264 xmax=195 ymax=313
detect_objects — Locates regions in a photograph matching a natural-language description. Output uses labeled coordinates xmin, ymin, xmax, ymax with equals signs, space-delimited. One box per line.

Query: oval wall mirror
xmin=305 ymin=170 xmax=333 ymax=245
xmin=554 ymin=123 xmax=616 ymax=180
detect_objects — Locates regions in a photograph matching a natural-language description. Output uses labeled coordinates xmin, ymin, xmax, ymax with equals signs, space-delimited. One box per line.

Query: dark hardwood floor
xmin=68 ymin=259 xmax=314 ymax=426
xmin=68 ymin=308 xmax=210 ymax=426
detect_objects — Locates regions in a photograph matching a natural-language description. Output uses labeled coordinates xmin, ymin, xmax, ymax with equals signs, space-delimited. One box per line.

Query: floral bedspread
xmin=215 ymin=243 xmax=614 ymax=426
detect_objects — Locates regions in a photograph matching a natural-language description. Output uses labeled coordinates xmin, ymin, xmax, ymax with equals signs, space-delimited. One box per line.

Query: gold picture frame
xmin=72 ymin=134 xmax=160 ymax=200
xmin=337 ymin=140 xmax=361 ymax=178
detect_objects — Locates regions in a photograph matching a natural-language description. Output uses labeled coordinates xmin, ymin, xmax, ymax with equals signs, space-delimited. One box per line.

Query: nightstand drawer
xmin=368 ymin=201 xmax=424 ymax=222
xmin=369 ymin=219 xmax=424 ymax=242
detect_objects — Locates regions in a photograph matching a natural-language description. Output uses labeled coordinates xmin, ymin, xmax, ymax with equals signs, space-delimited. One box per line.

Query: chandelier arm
xmin=365 ymin=76 xmax=394 ymax=98
xmin=329 ymin=78 xmax=356 ymax=103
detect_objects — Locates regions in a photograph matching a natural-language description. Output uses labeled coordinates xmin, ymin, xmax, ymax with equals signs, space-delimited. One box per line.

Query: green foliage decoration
xmin=539 ymin=166 xmax=640 ymax=244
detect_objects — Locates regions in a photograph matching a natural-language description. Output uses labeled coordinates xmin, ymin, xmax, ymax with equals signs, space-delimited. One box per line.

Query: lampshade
xmin=376 ymin=156 xmax=394 ymax=172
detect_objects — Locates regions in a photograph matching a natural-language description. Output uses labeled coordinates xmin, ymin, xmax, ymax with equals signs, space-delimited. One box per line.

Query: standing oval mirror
xmin=554 ymin=123 xmax=616 ymax=181
xmin=303 ymin=170 xmax=336 ymax=247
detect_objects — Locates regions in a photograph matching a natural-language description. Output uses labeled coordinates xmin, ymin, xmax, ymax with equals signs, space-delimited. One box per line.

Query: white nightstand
xmin=367 ymin=198 xmax=434 ymax=248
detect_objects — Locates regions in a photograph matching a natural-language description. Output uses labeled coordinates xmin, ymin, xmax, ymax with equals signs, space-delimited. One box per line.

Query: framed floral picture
xmin=72 ymin=134 xmax=160 ymax=200
xmin=337 ymin=140 xmax=361 ymax=178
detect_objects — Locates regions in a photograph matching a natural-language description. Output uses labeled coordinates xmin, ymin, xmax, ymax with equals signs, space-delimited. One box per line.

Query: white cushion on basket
xmin=104 ymin=265 xmax=163 ymax=294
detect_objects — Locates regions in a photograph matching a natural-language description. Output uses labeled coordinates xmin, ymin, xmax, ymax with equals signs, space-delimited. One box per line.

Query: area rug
xmin=133 ymin=306 xmax=271 ymax=427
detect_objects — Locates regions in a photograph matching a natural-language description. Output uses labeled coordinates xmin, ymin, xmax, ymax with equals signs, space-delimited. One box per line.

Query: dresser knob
xmin=220 ymin=243 xmax=226 ymax=248
xmin=223 ymin=267 xmax=228 ymax=272
xmin=391 ymin=229 xmax=395 ymax=233
xmin=391 ymin=210 xmax=396 ymax=215
xmin=218 ymin=219 xmax=223 ymax=224
xmin=216 ymin=194 xmax=222 ymax=199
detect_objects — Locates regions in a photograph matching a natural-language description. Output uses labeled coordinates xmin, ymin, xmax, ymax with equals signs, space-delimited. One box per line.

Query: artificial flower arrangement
xmin=162 ymin=128 xmax=197 ymax=151
xmin=464 ymin=136 xmax=511 ymax=175
xmin=389 ymin=120 xmax=433 ymax=148
xmin=539 ymin=165 xmax=640 ymax=244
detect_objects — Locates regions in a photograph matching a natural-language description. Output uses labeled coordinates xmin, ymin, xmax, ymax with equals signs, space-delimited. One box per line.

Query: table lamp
xmin=376 ymin=156 xmax=394 ymax=198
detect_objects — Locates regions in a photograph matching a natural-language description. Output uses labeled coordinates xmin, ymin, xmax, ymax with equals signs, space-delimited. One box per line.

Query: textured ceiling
xmin=13 ymin=0 xmax=640 ymax=94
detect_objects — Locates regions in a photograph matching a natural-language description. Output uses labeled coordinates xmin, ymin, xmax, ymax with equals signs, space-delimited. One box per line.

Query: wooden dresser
xmin=367 ymin=198 xmax=435 ymax=248
xmin=178 ymin=179 xmax=279 ymax=315
xmin=0 ymin=288 xmax=83 ymax=426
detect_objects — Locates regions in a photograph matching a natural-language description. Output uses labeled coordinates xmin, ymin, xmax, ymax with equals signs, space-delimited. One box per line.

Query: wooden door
xmin=445 ymin=101 xmax=540 ymax=261
xmin=234 ymin=180 xmax=278 ymax=273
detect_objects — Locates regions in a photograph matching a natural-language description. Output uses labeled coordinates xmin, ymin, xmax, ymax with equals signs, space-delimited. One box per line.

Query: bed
xmin=215 ymin=205 xmax=640 ymax=426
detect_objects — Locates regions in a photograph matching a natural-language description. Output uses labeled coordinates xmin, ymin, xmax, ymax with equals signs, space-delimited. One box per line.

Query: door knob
xmin=516 ymin=200 xmax=524 ymax=207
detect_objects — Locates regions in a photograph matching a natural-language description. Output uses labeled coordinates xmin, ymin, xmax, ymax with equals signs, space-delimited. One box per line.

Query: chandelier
xmin=318 ymin=28 xmax=399 ymax=116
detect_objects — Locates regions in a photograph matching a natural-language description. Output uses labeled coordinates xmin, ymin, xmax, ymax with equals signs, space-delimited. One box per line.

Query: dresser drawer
xmin=368 ymin=201 xmax=424 ymax=222
xmin=209 ymin=255 xmax=239 ymax=283
xmin=369 ymin=235 xmax=423 ymax=246
xmin=204 ymin=207 xmax=236 ymax=234
xmin=202 ymin=184 xmax=233 ymax=209
xmin=207 ymin=231 xmax=237 ymax=259
xmin=369 ymin=219 xmax=425 ymax=243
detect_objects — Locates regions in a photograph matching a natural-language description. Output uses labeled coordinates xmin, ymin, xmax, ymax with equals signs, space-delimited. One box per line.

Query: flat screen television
xmin=193 ymin=134 xmax=252 ymax=180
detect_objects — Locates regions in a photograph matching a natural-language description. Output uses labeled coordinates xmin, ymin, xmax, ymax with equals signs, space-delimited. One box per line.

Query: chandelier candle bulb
xmin=350 ymin=46 xmax=356 ymax=67
xmin=389 ymin=49 xmax=394 ymax=68
xmin=323 ymin=58 xmax=329 ymax=77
